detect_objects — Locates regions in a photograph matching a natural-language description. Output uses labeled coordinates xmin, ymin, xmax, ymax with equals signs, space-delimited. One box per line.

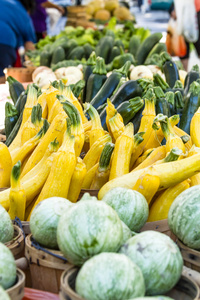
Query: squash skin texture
xmin=168 ymin=185 xmax=200 ymax=250
xmin=0 ymin=205 xmax=14 ymax=243
xmin=0 ymin=243 xmax=16 ymax=289
xmin=98 ymin=152 xmax=200 ymax=199
xmin=57 ymin=200 xmax=123 ymax=266
xmin=102 ymin=187 xmax=148 ymax=232
xmin=75 ymin=253 xmax=145 ymax=300
xmin=119 ymin=231 xmax=183 ymax=295
xmin=0 ymin=142 xmax=12 ymax=188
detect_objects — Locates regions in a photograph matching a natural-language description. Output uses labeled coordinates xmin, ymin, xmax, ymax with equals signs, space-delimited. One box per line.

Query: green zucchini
xmin=128 ymin=35 xmax=141 ymax=58
xmin=68 ymin=46 xmax=85 ymax=60
xmin=165 ymin=91 xmax=176 ymax=116
xmin=40 ymin=51 xmax=51 ymax=67
xmin=7 ymin=76 xmax=25 ymax=105
xmin=107 ymin=53 xmax=135 ymax=72
xmin=153 ymin=73 xmax=169 ymax=91
xmin=15 ymin=91 xmax=27 ymax=114
xmin=116 ymin=97 xmax=144 ymax=125
xmin=64 ymin=39 xmax=79 ymax=58
xmin=4 ymin=102 xmax=19 ymax=138
xmin=136 ymin=32 xmax=163 ymax=65
xmin=114 ymin=39 xmax=125 ymax=50
xmin=5 ymin=110 xmax=23 ymax=146
xmin=96 ymin=36 xmax=114 ymax=64
xmin=179 ymin=81 xmax=200 ymax=134
xmin=51 ymin=46 xmax=65 ymax=65
xmin=83 ymin=43 xmax=94 ymax=60
xmin=161 ymin=52 xmax=180 ymax=88
xmin=154 ymin=86 xmax=169 ymax=116
xmin=85 ymin=57 xmax=107 ymax=103
xmin=146 ymin=43 xmax=167 ymax=61
xmin=82 ymin=51 xmax=97 ymax=103
xmin=108 ymin=46 xmax=121 ymax=64
xmin=184 ymin=64 xmax=200 ymax=96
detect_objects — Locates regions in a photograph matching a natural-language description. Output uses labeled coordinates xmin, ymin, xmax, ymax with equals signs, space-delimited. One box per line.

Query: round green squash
xmin=102 ymin=187 xmax=149 ymax=231
xmin=131 ymin=297 xmax=174 ymax=300
xmin=0 ymin=243 xmax=16 ymax=289
xmin=119 ymin=231 xmax=183 ymax=295
xmin=30 ymin=197 xmax=73 ymax=249
xmin=57 ymin=199 xmax=123 ymax=266
xmin=121 ymin=221 xmax=133 ymax=245
xmin=75 ymin=252 xmax=145 ymax=300
xmin=0 ymin=205 xmax=14 ymax=243
xmin=0 ymin=286 xmax=11 ymax=300
xmin=168 ymin=186 xmax=200 ymax=250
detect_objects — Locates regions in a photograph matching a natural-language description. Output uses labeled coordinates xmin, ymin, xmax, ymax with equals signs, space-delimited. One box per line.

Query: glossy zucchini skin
xmin=179 ymin=82 xmax=200 ymax=134
xmin=90 ymin=72 xmax=123 ymax=109
xmin=116 ymin=97 xmax=144 ymax=125
xmin=184 ymin=65 xmax=200 ymax=95
xmin=4 ymin=102 xmax=19 ymax=138
xmin=130 ymin=107 xmax=143 ymax=133
xmin=100 ymin=81 xmax=143 ymax=128
xmin=163 ymin=60 xmax=180 ymax=88
xmin=7 ymin=76 xmax=25 ymax=105
xmin=5 ymin=111 xmax=23 ymax=147
xmin=15 ymin=92 xmax=27 ymax=114
xmin=85 ymin=74 xmax=107 ymax=103
xmin=156 ymin=98 xmax=169 ymax=116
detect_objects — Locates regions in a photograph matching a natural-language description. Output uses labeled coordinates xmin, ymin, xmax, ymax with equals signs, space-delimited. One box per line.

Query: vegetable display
xmin=0 ymin=205 xmax=14 ymax=243
xmin=75 ymin=253 xmax=145 ymax=300
xmin=119 ymin=231 xmax=183 ymax=295
xmin=0 ymin=243 xmax=16 ymax=289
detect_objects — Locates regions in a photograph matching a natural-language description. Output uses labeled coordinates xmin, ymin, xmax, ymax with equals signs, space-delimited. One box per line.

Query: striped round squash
xmin=0 ymin=205 xmax=14 ymax=243
xmin=168 ymin=185 xmax=200 ymax=250
xmin=75 ymin=253 xmax=145 ymax=300
xmin=119 ymin=231 xmax=183 ymax=295
xmin=57 ymin=199 xmax=123 ymax=266
xmin=102 ymin=187 xmax=149 ymax=231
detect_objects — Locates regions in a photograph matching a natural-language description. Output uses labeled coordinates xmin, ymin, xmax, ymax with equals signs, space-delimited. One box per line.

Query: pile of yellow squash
xmin=1 ymin=82 xmax=200 ymax=223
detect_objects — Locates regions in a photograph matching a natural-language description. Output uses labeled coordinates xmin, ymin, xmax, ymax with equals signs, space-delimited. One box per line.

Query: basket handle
xmin=15 ymin=257 xmax=29 ymax=271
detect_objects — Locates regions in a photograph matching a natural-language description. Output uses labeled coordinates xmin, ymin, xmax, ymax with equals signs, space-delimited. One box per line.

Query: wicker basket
xmin=25 ymin=234 xmax=73 ymax=293
xmin=140 ymin=219 xmax=176 ymax=241
xmin=60 ymin=268 xmax=200 ymax=300
xmin=5 ymin=225 xmax=24 ymax=260
xmin=177 ymin=240 xmax=200 ymax=272
xmin=6 ymin=268 xmax=25 ymax=300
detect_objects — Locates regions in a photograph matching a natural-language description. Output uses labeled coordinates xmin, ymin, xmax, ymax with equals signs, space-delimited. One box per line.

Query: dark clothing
xmin=31 ymin=0 xmax=47 ymax=33
xmin=0 ymin=44 xmax=16 ymax=76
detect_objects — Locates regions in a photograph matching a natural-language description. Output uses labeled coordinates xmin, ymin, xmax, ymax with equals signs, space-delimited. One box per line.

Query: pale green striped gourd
xmin=119 ymin=231 xmax=183 ymax=295
xmin=168 ymin=186 xmax=200 ymax=250
xmin=0 ymin=243 xmax=16 ymax=289
xmin=75 ymin=253 xmax=145 ymax=300
xmin=0 ymin=205 xmax=14 ymax=243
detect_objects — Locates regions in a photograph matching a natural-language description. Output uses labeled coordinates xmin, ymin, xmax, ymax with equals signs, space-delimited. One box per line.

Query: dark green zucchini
xmin=116 ymin=97 xmax=144 ymax=125
xmin=114 ymin=39 xmax=125 ymax=50
xmin=97 ymin=103 xmax=107 ymax=115
xmin=154 ymin=86 xmax=169 ymax=116
xmin=96 ymin=36 xmax=114 ymax=64
xmin=161 ymin=52 xmax=180 ymax=88
xmin=146 ymin=42 xmax=167 ymax=60
xmin=7 ymin=76 xmax=25 ymax=105
xmin=108 ymin=46 xmax=121 ymax=64
xmin=184 ymin=64 xmax=200 ymax=96
xmin=51 ymin=46 xmax=65 ymax=65
xmin=5 ymin=110 xmax=23 ymax=146
xmin=40 ymin=51 xmax=51 ymax=67
xmin=174 ymin=91 xmax=184 ymax=124
xmin=136 ymin=32 xmax=163 ymax=65
xmin=90 ymin=61 xmax=131 ymax=109
xmin=179 ymin=81 xmax=200 ymax=134
xmin=107 ymin=53 xmax=135 ymax=72
xmin=83 ymin=43 xmax=94 ymax=60
xmin=85 ymin=57 xmax=107 ymax=103
xmin=15 ymin=91 xmax=27 ymax=114
xmin=130 ymin=107 xmax=143 ymax=133
xmin=82 ymin=52 xmax=97 ymax=103
xmin=4 ymin=102 xmax=19 ymax=138
xmin=112 ymin=77 xmax=128 ymax=96
xmin=128 ymin=36 xmax=141 ymax=58
xmin=68 ymin=46 xmax=85 ymax=60
xmin=64 ymin=39 xmax=78 ymax=58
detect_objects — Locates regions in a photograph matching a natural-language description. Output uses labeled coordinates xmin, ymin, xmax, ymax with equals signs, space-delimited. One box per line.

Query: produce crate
xmin=60 ymin=268 xmax=200 ymax=300
xmin=177 ymin=240 xmax=200 ymax=273
xmin=5 ymin=225 xmax=24 ymax=260
xmin=4 ymin=67 xmax=35 ymax=83
xmin=7 ymin=268 xmax=25 ymax=300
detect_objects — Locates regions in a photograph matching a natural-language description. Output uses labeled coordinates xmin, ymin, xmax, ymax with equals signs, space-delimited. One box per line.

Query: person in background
xmin=0 ymin=0 xmax=36 ymax=83
xmin=31 ymin=1 xmax=66 ymax=42
xmin=170 ymin=0 xmax=200 ymax=70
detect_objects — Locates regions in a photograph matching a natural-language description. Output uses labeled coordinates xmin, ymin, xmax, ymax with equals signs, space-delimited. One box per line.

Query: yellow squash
xmin=133 ymin=148 xmax=155 ymax=168
xmin=98 ymin=151 xmax=200 ymax=199
xmin=83 ymin=134 xmax=112 ymax=170
xmin=106 ymin=99 xmax=123 ymax=137
xmin=0 ymin=142 xmax=12 ymax=188
xmin=81 ymin=162 xmax=99 ymax=189
xmin=133 ymin=146 xmax=166 ymax=171
xmin=90 ymin=142 xmax=115 ymax=190
xmin=148 ymin=180 xmax=190 ymax=221
xmin=133 ymin=166 xmax=160 ymax=205
xmin=84 ymin=103 xmax=105 ymax=147
xmin=67 ymin=157 xmax=87 ymax=203
xmin=8 ymin=161 xmax=26 ymax=221
xmin=130 ymin=132 xmax=145 ymax=170
xmin=108 ymin=112 xmax=125 ymax=142
xmin=21 ymin=112 xmax=66 ymax=176
xmin=188 ymin=145 xmax=200 ymax=186
xmin=109 ymin=123 xmax=134 ymax=180
xmin=28 ymin=121 xmax=76 ymax=218
xmin=190 ymin=106 xmax=200 ymax=147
